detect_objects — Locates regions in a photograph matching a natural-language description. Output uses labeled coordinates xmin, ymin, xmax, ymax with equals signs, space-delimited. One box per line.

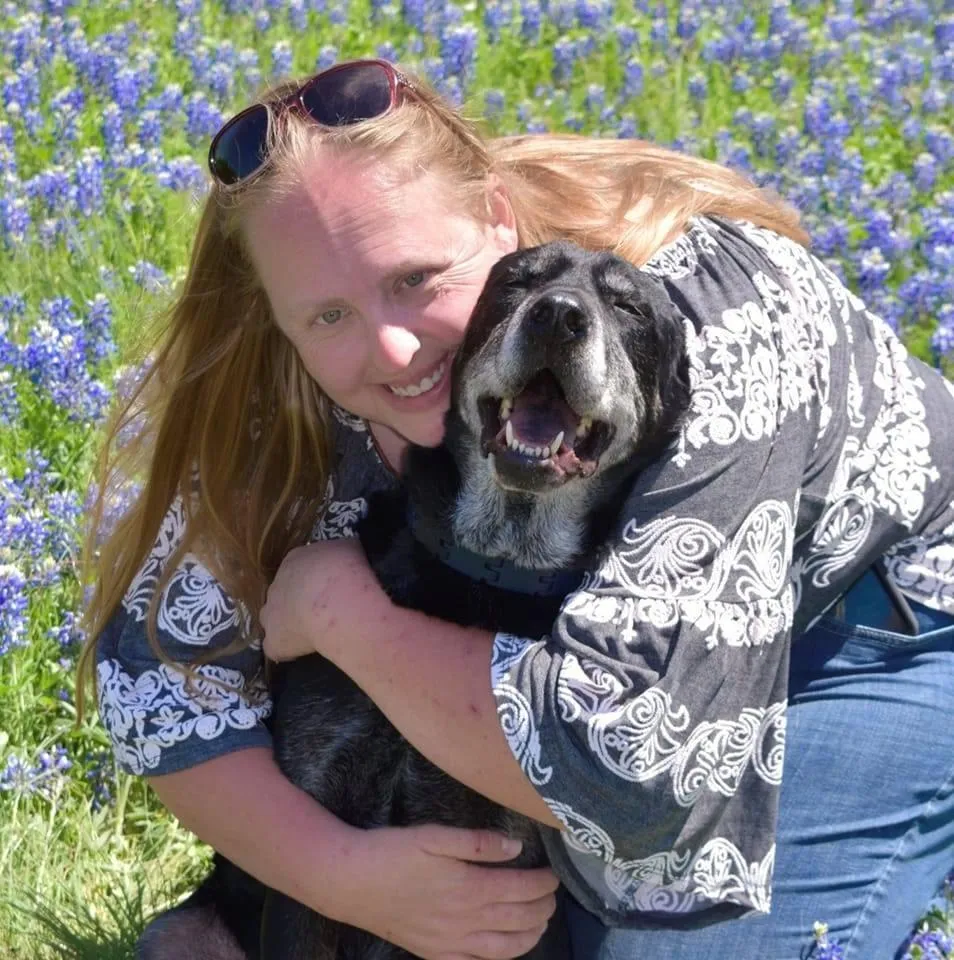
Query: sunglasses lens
xmin=301 ymin=61 xmax=394 ymax=126
xmin=210 ymin=104 xmax=270 ymax=185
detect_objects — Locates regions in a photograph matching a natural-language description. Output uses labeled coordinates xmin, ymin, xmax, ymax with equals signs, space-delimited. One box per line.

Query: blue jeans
xmin=564 ymin=571 xmax=954 ymax=960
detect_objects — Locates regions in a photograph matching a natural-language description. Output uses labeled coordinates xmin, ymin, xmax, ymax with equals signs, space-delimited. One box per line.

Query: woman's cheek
xmin=302 ymin=338 xmax=361 ymax=396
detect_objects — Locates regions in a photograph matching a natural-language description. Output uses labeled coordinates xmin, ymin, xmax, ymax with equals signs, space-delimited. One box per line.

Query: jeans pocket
xmin=813 ymin=614 xmax=954 ymax=657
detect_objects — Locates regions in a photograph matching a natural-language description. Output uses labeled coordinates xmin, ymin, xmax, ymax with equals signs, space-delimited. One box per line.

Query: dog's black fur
xmin=136 ymin=241 xmax=690 ymax=960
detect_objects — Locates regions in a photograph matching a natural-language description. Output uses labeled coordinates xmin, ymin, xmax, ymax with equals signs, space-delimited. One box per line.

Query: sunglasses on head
xmin=207 ymin=59 xmax=414 ymax=187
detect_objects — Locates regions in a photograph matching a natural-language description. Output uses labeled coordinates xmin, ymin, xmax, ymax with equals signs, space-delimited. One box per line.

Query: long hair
xmin=77 ymin=63 xmax=807 ymax=713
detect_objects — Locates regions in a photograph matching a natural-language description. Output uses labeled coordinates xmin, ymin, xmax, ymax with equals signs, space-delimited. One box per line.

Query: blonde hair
xmin=77 ymin=63 xmax=808 ymax=713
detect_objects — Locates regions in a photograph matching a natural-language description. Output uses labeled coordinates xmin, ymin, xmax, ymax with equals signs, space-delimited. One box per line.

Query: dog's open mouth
xmin=478 ymin=370 xmax=614 ymax=482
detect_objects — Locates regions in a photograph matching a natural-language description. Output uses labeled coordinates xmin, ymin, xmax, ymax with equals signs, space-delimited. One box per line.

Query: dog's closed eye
xmin=612 ymin=299 xmax=646 ymax=318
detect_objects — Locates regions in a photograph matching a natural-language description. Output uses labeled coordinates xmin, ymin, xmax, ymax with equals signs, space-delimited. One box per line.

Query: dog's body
xmin=137 ymin=241 xmax=690 ymax=960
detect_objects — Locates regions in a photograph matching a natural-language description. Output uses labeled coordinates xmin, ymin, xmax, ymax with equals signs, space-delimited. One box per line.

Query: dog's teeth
xmin=499 ymin=398 xmax=512 ymax=420
xmin=505 ymin=419 xmax=514 ymax=447
xmin=578 ymin=417 xmax=592 ymax=438
xmin=549 ymin=432 xmax=564 ymax=457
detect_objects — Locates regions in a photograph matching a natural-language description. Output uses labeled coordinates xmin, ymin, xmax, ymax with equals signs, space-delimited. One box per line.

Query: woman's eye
xmin=318 ymin=308 xmax=344 ymax=326
xmin=403 ymin=271 xmax=426 ymax=289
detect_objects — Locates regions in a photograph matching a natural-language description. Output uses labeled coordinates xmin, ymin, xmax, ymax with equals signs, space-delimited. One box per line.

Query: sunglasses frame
xmin=207 ymin=59 xmax=414 ymax=187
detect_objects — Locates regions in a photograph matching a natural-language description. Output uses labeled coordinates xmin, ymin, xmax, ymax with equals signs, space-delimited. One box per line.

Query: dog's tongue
xmin=509 ymin=371 xmax=579 ymax=446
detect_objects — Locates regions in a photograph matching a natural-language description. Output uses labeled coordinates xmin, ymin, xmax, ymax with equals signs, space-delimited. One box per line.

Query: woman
xmin=79 ymin=60 xmax=954 ymax=959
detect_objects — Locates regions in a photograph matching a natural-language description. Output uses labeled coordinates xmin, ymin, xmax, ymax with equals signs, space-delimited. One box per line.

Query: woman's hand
xmin=327 ymin=823 xmax=560 ymax=960
xmin=261 ymin=537 xmax=387 ymax=662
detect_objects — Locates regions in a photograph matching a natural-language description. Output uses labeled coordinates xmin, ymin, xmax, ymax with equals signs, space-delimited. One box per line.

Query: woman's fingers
xmin=483 ymin=893 xmax=557 ymax=932
xmin=417 ymin=825 xmax=528 ymax=863
xmin=459 ymin=923 xmax=552 ymax=960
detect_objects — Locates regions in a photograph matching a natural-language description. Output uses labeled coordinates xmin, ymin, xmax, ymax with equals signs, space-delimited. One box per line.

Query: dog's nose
xmin=527 ymin=293 xmax=591 ymax=343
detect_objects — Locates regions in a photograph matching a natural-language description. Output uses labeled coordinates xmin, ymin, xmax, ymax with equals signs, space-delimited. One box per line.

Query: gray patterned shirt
xmin=96 ymin=217 xmax=954 ymax=923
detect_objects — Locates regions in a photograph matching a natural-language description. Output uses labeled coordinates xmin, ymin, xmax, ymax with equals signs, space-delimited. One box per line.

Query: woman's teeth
xmin=388 ymin=360 xmax=446 ymax=398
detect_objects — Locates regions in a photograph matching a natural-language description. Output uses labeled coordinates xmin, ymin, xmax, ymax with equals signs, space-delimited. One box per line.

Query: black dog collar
xmin=407 ymin=507 xmax=585 ymax=598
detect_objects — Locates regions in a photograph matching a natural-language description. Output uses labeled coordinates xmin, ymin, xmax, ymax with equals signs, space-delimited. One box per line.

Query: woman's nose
xmin=373 ymin=322 xmax=422 ymax=371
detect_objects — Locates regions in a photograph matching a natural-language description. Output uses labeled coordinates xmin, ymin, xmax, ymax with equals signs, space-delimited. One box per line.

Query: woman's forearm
xmin=327 ymin=598 xmax=562 ymax=830
xmin=148 ymin=747 xmax=367 ymax=920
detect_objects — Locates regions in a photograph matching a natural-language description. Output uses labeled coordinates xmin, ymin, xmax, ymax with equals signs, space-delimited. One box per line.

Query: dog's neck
xmin=403 ymin=413 xmax=631 ymax=571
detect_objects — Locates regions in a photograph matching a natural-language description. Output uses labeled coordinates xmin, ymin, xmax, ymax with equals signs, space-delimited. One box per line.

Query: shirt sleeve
xmin=490 ymin=218 xmax=827 ymax=925
xmin=95 ymin=496 xmax=273 ymax=777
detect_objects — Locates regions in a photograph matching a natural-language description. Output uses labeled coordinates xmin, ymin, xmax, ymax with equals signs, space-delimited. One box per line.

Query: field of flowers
xmin=1 ymin=0 xmax=953 ymax=956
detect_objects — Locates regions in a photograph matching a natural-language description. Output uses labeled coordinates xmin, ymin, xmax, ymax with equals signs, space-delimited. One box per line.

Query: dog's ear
xmin=628 ymin=277 xmax=692 ymax=436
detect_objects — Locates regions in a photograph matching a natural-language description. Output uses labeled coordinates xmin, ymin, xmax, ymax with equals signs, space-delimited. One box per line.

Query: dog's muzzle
xmin=477 ymin=290 xmax=616 ymax=491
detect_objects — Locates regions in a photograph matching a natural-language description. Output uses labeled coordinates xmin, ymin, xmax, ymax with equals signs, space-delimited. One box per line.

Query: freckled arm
xmin=322 ymin=584 xmax=563 ymax=830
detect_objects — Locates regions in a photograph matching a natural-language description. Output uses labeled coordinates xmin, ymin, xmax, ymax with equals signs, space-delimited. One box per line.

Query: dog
xmin=136 ymin=240 xmax=691 ymax=960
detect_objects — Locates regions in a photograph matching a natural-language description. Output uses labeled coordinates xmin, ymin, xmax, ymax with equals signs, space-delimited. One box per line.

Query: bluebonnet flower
xmin=83 ymin=748 xmax=115 ymax=810
xmin=856 ymin=248 xmax=891 ymax=293
xmin=377 ymin=42 xmax=399 ymax=63
xmin=750 ymin=114 xmax=777 ymax=158
xmin=484 ymin=89 xmax=506 ymax=117
xmin=49 ymin=85 xmax=85 ymax=142
xmin=440 ymin=25 xmax=479 ymax=90
xmin=926 ymin=127 xmax=954 ymax=167
xmin=811 ymin=922 xmax=845 ymax=960
xmin=731 ymin=72 xmax=752 ymax=94
xmin=0 ymin=745 xmax=72 ymax=799
xmin=184 ymin=93 xmax=224 ymax=145
xmin=49 ymin=610 xmax=85 ymax=651
xmin=25 ymin=166 xmax=74 ymax=217
xmin=772 ymin=67 xmax=795 ymax=103
xmin=649 ymin=17 xmax=669 ymax=50
xmin=623 ymin=59 xmax=644 ymax=99
xmin=254 ymin=9 xmax=271 ymax=31
xmin=930 ymin=304 xmax=954 ymax=361
xmin=74 ymin=149 xmax=106 ymax=217
xmin=552 ymin=38 xmax=576 ymax=85
xmin=483 ymin=3 xmax=509 ymax=43
xmin=137 ymin=109 xmax=163 ymax=149
xmin=0 ymin=563 xmax=28 ymax=655
xmin=37 ymin=218 xmax=64 ymax=249
xmin=897 ymin=923 xmax=953 ymax=960
xmin=584 ymin=84 xmax=605 ymax=115
xmin=130 ymin=261 xmax=169 ymax=293
xmin=548 ymin=0 xmax=575 ymax=30
xmin=520 ymin=0 xmax=541 ymax=42
xmin=914 ymin=154 xmax=938 ymax=193
xmin=21 ymin=298 xmax=111 ymax=423
xmin=676 ymin=10 xmax=699 ymax=42
xmin=576 ymin=0 xmax=609 ymax=31
xmin=814 ymin=222 xmax=850 ymax=257
xmin=315 ymin=46 xmax=338 ymax=73
xmin=110 ymin=64 xmax=148 ymax=115
xmin=271 ymin=41 xmax=293 ymax=79
xmin=84 ymin=295 xmax=116 ymax=364
xmin=688 ymin=74 xmax=707 ymax=101
xmin=101 ymin=103 xmax=125 ymax=153
xmin=0 ymin=195 xmax=31 ymax=247
xmin=288 ymin=0 xmax=308 ymax=30
xmin=615 ymin=24 xmax=638 ymax=55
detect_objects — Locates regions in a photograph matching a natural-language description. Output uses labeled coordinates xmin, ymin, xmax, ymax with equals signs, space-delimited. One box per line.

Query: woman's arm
xmin=149 ymin=746 xmax=360 ymax=919
xmin=260 ymin=540 xmax=561 ymax=829
xmin=150 ymin=746 xmax=560 ymax=960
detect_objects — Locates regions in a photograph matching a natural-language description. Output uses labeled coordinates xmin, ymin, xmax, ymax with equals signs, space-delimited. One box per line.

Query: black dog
xmin=136 ymin=241 xmax=690 ymax=960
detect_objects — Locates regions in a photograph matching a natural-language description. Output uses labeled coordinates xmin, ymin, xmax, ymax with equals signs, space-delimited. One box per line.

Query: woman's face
xmin=243 ymin=149 xmax=519 ymax=448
